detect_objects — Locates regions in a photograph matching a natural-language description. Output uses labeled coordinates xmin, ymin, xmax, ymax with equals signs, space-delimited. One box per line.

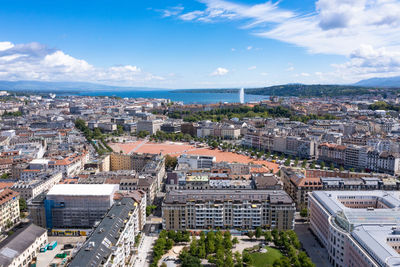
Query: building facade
xmin=162 ymin=190 xmax=295 ymax=231
xmin=0 ymin=189 xmax=20 ymax=233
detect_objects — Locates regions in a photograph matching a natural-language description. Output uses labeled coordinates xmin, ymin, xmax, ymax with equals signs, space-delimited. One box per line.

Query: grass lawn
xmin=249 ymin=247 xmax=282 ymax=267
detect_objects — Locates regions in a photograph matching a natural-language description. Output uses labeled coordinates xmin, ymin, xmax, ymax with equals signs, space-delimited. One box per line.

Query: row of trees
xmin=75 ymin=119 xmax=114 ymax=155
xmin=2 ymin=111 xmax=22 ymax=117
xmin=167 ymin=105 xmax=337 ymax=123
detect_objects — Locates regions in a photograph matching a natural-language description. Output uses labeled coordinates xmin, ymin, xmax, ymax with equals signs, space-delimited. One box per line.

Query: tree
xmin=206 ymin=231 xmax=215 ymax=255
xmin=263 ymin=231 xmax=272 ymax=242
xmin=180 ymin=250 xmax=202 ymax=267
xmin=223 ymin=231 xmax=233 ymax=250
xmin=284 ymin=158 xmax=291 ymax=166
xmin=161 ymin=263 xmax=167 ymax=267
xmin=329 ymin=163 xmax=335 ymax=170
xmin=189 ymin=237 xmax=198 ymax=256
xmin=19 ymin=198 xmax=27 ymax=212
xmin=300 ymin=208 xmax=308 ymax=218
xmin=234 ymin=251 xmax=243 ymax=267
xmin=339 ymin=165 xmax=344 ymax=172
xmin=165 ymin=155 xmax=178 ymax=169
xmin=198 ymin=243 xmax=206 ymax=259
xmin=302 ymin=160 xmax=307 ymax=169
xmin=165 ymin=239 xmax=174 ymax=251
xmin=225 ymin=251 xmax=234 ymax=267
xmin=246 ymin=231 xmax=254 ymax=240
xmin=0 ymin=173 xmax=10 ymax=179
xmin=242 ymin=251 xmax=252 ymax=265
xmin=232 ymin=237 xmax=239 ymax=246
xmin=320 ymin=161 xmax=325 ymax=169
xmin=310 ymin=161 xmax=316 ymax=169
xmin=255 ymin=227 xmax=262 ymax=239
xmin=146 ymin=205 xmax=157 ymax=216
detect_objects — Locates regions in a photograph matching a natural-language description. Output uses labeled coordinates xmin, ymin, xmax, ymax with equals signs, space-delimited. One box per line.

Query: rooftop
xmin=47 ymin=184 xmax=118 ymax=196
xmin=0 ymin=223 xmax=46 ymax=266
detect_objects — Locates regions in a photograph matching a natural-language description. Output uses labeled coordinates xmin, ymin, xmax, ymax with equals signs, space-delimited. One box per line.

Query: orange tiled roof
xmin=0 ymin=188 xmax=19 ymax=206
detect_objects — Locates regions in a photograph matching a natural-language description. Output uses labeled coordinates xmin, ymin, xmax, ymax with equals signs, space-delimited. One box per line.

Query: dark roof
xmin=0 ymin=223 xmax=46 ymax=266
xmin=69 ymin=197 xmax=135 ymax=267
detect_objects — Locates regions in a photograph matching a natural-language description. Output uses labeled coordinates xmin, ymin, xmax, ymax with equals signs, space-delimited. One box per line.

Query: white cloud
xmin=179 ymin=10 xmax=205 ymax=21
xmin=260 ymin=72 xmax=268 ymax=76
xmin=286 ymin=66 xmax=294 ymax=71
xmin=211 ymin=67 xmax=229 ymax=76
xmin=0 ymin=42 xmax=14 ymax=51
xmin=248 ymin=66 xmax=256 ymax=70
xmin=300 ymin=72 xmax=310 ymax=77
xmin=246 ymin=46 xmax=253 ymax=50
xmin=231 ymin=48 xmax=236 ymax=52
xmin=157 ymin=6 xmax=184 ymax=18
xmin=175 ymin=0 xmax=293 ymax=25
xmin=169 ymin=0 xmax=400 ymax=81
xmin=0 ymin=41 xmax=164 ymax=85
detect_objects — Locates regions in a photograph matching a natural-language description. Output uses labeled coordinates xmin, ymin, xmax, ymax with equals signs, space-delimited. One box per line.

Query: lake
xmin=77 ymin=90 xmax=269 ymax=104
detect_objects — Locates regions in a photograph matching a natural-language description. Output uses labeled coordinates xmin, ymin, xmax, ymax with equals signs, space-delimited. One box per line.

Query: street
xmin=295 ymin=223 xmax=330 ymax=267
xmin=133 ymin=234 xmax=157 ymax=267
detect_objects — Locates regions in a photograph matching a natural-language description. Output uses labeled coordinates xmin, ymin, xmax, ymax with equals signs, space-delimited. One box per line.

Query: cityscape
xmin=1 ymin=1 xmax=400 ymax=267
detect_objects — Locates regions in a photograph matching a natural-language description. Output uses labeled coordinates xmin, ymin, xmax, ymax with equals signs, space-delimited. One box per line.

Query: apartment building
xmin=366 ymin=151 xmax=400 ymax=175
xmin=136 ymin=119 xmax=163 ymax=134
xmin=308 ymin=191 xmax=400 ymax=267
xmin=281 ymin=167 xmax=396 ymax=210
xmin=69 ymin=197 xmax=143 ymax=267
xmin=0 ymin=223 xmax=47 ymax=267
xmin=177 ymin=154 xmax=216 ymax=169
xmin=243 ymin=130 xmax=317 ymax=159
xmin=49 ymin=151 xmax=88 ymax=178
xmin=11 ymin=171 xmax=62 ymax=201
xmin=110 ymin=152 xmax=159 ymax=172
xmin=162 ymin=190 xmax=295 ymax=231
xmin=110 ymin=152 xmax=165 ymax=191
xmin=0 ymin=189 xmax=20 ymax=233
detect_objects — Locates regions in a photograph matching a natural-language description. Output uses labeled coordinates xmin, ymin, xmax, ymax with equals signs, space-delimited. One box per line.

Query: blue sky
xmin=0 ymin=0 xmax=400 ymax=89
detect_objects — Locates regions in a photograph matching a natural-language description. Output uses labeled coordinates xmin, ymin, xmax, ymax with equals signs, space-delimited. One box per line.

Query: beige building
xmin=99 ymin=154 xmax=110 ymax=172
xmin=0 ymin=189 xmax=20 ymax=232
xmin=0 ymin=223 xmax=48 ymax=267
xmin=111 ymin=152 xmax=156 ymax=171
xmin=162 ymin=190 xmax=295 ymax=231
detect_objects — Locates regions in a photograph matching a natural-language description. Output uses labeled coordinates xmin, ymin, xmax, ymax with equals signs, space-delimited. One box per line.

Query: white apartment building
xmin=11 ymin=171 xmax=62 ymax=201
xmin=177 ymin=154 xmax=216 ymax=169
xmin=0 ymin=189 xmax=20 ymax=233
xmin=0 ymin=223 xmax=48 ymax=267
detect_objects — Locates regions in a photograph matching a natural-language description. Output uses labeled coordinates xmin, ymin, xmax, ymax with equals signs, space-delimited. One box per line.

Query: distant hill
xmin=354 ymin=76 xmax=400 ymax=87
xmin=0 ymin=80 xmax=165 ymax=92
xmin=175 ymin=84 xmax=385 ymax=97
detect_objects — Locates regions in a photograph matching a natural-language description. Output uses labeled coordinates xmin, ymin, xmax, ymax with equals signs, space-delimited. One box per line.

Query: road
xmin=133 ymin=234 xmax=157 ymax=267
xmin=295 ymin=223 xmax=330 ymax=267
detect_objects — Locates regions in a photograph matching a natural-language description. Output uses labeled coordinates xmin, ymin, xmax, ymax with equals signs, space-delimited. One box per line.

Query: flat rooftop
xmin=164 ymin=190 xmax=293 ymax=204
xmin=47 ymin=184 xmax=118 ymax=196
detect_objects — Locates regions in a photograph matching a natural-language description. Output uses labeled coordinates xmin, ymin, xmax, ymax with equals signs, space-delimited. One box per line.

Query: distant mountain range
xmin=354 ymin=76 xmax=400 ymax=87
xmin=0 ymin=80 xmax=164 ymax=92
xmin=0 ymin=77 xmax=399 ymax=97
